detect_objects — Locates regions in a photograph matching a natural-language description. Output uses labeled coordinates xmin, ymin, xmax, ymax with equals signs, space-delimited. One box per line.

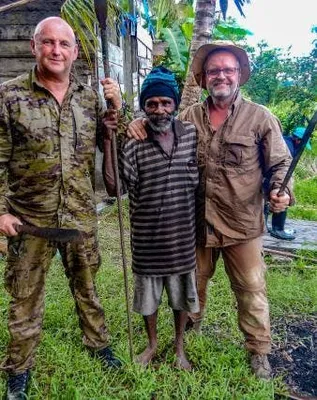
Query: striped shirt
xmin=119 ymin=119 xmax=199 ymax=276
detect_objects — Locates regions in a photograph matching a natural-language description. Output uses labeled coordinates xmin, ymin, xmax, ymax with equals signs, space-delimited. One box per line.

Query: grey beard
xmin=147 ymin=116 xmax=174 ymax=133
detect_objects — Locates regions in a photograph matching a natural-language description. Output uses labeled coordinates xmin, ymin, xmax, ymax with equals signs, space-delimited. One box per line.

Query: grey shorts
xmin=133 ymin=270 xmax=200 ymax=316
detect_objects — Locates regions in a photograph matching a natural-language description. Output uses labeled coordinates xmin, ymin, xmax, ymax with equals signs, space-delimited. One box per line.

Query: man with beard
xmin=106 ymin=66 xmax=199 ymax=370
xmin=127 ymin=42 xmax=293 ymax=379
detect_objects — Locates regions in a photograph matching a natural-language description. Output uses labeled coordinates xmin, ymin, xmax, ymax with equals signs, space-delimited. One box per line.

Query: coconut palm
xmin=179 ymin=0 xmax=250 ymax=111
xmin=60 ymin=0 xmax=250 ymax=110
xmin=61 ymin=0 xmax=122 ymax=68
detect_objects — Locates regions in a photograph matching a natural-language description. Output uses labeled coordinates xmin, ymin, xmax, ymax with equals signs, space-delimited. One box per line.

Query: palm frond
xmin=219 ymin=0 xmax=228 ymax=19
xmin=61 ymin=0 xmax=122 ymax=69
xmin=233 ymin=0 xmax=247 ymax=18
xmin=161 ymin=24 xmax=188 ymax=72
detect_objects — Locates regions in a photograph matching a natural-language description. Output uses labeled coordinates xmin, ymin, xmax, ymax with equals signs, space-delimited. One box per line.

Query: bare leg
xmin=173 ymin=310 xmax=192 ymax=371
xmin=135 ymin=311 xmax=158 ymax=366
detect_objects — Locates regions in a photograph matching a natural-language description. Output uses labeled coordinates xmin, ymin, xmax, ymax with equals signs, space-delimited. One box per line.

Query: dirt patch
xmin=269 ymin=315 xmax=317 ymax=397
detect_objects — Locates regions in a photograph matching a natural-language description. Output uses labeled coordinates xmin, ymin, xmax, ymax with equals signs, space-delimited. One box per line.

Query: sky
xmin=227 ymin=0 xmax=316 ymax=57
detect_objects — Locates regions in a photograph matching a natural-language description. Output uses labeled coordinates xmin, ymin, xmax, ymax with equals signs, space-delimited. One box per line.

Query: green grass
xmin=289 ymin=148 xmax=317 ymax=220
xmin=289 ymin=174 xmax=317 ymax=220
xmin=0 ymin=204 xmax=317 ymax=399
xmin=287 ymin=204 xmax=317 ymax=220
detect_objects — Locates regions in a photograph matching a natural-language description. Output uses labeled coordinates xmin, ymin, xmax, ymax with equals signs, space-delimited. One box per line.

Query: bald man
xmin=0 ymin=17 xmax=121 ymax=399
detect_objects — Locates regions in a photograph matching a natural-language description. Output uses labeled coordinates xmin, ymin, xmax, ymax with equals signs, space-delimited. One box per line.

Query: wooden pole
xmin=94 ymin=0 xmax=134 ymax=362
xmin=263 ymin=247 xmax=317 ymax=264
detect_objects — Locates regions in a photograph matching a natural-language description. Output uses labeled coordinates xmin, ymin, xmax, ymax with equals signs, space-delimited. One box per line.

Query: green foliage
xmin=61 ymin=0 xmax=125 ymax=68
xmin=269 ymin=100 xmax=313 ymax=134
xmin=285 ymin=136 xmax=317 ymax=221
xmin=148 ymin=1 xmax=195 ymax=85
xmin=288 ymin=206 xmax=317 ymax=221
xmin=146 ymin=0 xmax=179 ymax=39
xmin=267 ymin=267 xmax=317 ymax=315
xmin=243 ymin=41 xmax=317 ymax=134
xmin=243 ymin=43 xmax=282 ymax=105
xmin=61 ymin=0 xmax=99 ymax=68
xmin=294 ymin=176 xmax=317 ymax=207
xmin=213 ymin=18 xmax=253 ymax=41
xmin=160 ymin=24 xmax=189 ymax=74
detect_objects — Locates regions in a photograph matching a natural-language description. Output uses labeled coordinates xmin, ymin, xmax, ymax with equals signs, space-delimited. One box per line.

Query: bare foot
xmin=135 ymin=346 xmax=157 ymax=366
xmin=175 ymin=352 xmax=192 ymax=371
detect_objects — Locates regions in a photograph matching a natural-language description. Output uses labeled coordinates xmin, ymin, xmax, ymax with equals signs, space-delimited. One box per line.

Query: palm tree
xmin=179 ymin=0 xmax=216 ymax=111
xmin=60 ymin=0 xmax=120 ymax=68
xmin=179 ymin=0 xmax=250 ymax=111
xmin=60 ymin=0 xmax=250 ymax=111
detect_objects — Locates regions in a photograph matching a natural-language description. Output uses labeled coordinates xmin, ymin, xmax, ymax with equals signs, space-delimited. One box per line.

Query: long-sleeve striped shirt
xmin=120 ymin=119 xmax=199 ymax=276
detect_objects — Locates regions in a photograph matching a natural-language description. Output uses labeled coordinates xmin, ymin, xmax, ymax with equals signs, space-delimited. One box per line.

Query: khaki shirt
xmin=178 ymin=92 xmax=293 ymax=246
xmin=0 ymin=68 xmax=104 ymax=233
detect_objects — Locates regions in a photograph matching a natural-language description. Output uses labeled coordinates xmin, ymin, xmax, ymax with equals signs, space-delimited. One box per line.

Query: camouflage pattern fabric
xmin=0 ymin=68 xmax=105 ymax=232
xmin=0 ymin=68 xmax=109 ymax=373
xmin=1 ymin=232 xmax=108 ymax=373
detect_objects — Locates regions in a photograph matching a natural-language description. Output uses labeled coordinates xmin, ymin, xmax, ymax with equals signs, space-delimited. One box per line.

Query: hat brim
xmin=191 ymin=43 xmax=251 ymax=89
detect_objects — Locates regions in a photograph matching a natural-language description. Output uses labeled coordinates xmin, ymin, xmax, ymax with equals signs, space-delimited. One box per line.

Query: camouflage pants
xmin=1 ymin=232 xmax=108 ymax=374
xmin=189 ymin=237 xmax=271 ymax=355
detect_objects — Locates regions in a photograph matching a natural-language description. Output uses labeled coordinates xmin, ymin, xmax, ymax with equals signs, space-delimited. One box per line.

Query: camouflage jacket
xmin=0 ymin=68 xmax=105 ymax=232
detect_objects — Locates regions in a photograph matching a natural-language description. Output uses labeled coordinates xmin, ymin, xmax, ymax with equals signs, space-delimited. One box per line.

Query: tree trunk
xmin=179 ymin=0 xmax=217 ymax=112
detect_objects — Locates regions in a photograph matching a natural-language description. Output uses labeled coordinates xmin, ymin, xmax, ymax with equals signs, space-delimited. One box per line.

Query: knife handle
xmin=15 ymin=224 xmax=34 ymax=235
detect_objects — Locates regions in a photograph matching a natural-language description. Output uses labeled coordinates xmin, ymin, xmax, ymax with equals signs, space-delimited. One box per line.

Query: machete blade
xmin=15 ymin=224 xmax=83 ymax=243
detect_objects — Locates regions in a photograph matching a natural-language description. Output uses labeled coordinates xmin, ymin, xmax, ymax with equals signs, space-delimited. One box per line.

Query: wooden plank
xmin=0 ymin=0 xmax=63 ymax=14
xmin=0 ymin=10 xmax=61 ymax=25
xmin=0 ymin=25 xmax=34 ymax=40
xmin=0 ymin=58 xmax=35 ymax=76
xmin=0 ymin=40 xmax=31 ymax=57
xmin=0 ymin=58 xmax=93 ymax=84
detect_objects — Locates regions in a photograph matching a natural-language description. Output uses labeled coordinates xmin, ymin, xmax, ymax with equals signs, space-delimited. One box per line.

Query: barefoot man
xmin=106 ymin=66 xmax=200 ymax=369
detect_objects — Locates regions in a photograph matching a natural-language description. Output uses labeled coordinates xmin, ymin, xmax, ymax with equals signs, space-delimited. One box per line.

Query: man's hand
xmin=103 ymin=109 xmax=118 ymax=139
xmin=269 ymin=189 xmax=290 ymax=213
xmin=0 ymin=213 xmax=22 ymax=236
xmin=100 ymin=77 xmax=122 ymax=110
xmin=127 ymin=118 xmax=148 ymax=140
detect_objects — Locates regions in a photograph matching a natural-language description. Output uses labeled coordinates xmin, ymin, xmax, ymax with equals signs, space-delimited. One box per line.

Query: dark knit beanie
xmin=139 ymin=66 xmax=180 ymax=110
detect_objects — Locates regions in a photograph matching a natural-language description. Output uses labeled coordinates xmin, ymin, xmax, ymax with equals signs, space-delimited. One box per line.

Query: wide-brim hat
xmin=191 ymin=40 xmax=251 ymax=89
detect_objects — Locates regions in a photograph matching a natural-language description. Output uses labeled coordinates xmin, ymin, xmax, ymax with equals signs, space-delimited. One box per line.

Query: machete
xmin=15 ymin=224 xmax=83 ymax=243
xmin=94 ymin=0 xmax=134 ymax=362
xmin=278 ymin=109 xmax=317 ymax=195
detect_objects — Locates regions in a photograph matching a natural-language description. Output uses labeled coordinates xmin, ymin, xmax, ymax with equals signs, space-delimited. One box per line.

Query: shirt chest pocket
xmin=11 ymin=103 xmax=55 ymax=158
xmin=71 ymin=103 xmax=97 ymax=155
xmin=223 ymin=135 xmax=258 ymax=168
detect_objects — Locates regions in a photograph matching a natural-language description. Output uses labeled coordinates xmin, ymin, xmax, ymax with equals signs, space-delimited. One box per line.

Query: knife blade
xmin=15 ymin=224 xmax=83 ymax=243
